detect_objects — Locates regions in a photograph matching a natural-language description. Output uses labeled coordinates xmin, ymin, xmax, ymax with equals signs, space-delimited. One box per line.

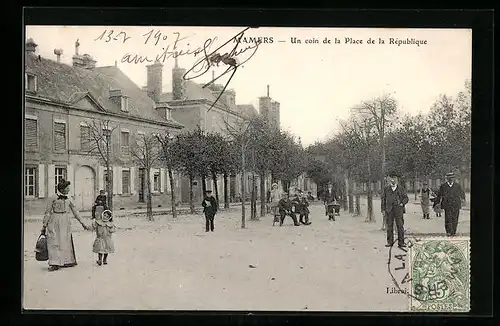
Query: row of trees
xmin=305 ymin=80 xmax=471 ymax=227
xmin=84 ymin=115 xmax=309 ymax=226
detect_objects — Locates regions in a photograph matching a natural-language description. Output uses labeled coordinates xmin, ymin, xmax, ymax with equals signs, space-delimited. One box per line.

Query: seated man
xmin=278 ymin=193 xmax=300 ymax=227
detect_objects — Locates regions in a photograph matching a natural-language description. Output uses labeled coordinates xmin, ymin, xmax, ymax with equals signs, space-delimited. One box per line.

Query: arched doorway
xmin=75 ymin=165 xmax=95 ymax=211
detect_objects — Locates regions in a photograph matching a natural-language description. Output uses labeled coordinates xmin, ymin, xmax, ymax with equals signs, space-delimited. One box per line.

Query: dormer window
xmin=25 ymin=73 xmax=37 ymax=92
xmin=121 ymin=96 xmax=129 ymax=112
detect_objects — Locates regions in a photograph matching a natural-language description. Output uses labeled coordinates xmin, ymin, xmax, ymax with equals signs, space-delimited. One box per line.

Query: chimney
xmin=267 ymin=85 xmax=270 ymax=97
xmin=54 ymin=49 xmax=63 ymax=63
xmin=75 ymin=39 xmax=80 ymax=56
xmin=25 ymin=38 xmax=38 ymax=53
xmin=72 ymin=39 xmax=96 ymax=69
xmin=146 ymin=61 xmax=163 ymax=102
xmin=172 ymin=57 xmax=186 ymax=100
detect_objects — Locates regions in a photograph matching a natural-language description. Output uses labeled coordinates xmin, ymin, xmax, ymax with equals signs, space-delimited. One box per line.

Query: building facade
xmin=24 ymin=39 xmax=184 ymax=217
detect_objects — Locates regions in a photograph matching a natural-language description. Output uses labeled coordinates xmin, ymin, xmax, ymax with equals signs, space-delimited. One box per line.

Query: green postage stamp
xmin=408 ymin=237 xmax=470 ymax=312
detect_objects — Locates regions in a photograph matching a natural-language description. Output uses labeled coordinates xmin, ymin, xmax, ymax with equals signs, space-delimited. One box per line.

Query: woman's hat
xmin=272 ymin=183 xmax=278 ymax=187
xmin=56 ymin=179 xmax=71 ymax=193
xmin=446 ymin=172 xmax=455 ymax=177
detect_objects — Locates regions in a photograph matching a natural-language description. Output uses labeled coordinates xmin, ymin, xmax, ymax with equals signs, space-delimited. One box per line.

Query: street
xmin=23 ymin=199 xmax=470 ymax=311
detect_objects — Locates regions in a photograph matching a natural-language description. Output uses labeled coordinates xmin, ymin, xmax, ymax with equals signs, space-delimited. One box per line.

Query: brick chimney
xmin=72 ymin=39 xmax=96 ymax=69
xmin=146 ymin=61 xmax=163 ymax=102
xmin=54 ymin=49 xmax=63 ymax=63
xmin=172 ymin=54 xmax=186 ymax=100
xmin=25 ymin=38 xmax=38 ymax=53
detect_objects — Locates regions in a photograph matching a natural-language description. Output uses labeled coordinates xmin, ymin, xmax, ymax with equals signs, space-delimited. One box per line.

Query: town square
xmin=24 ymin=26 xmax=471 ymax=312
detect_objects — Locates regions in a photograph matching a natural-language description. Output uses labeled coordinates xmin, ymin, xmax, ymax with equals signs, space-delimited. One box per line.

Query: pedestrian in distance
xmin=202 ymin=189 xmax=218 ymax=232
xmin=381 ymin=172 xmax=409 ymax=249
xmin=323 ymin=182 xmax=339 ymax=221
xmin=419 ymin=182 xmax=435 ymax=219
xmin=92 ymin=189 xmax=108 ymax=219
xmin=435 ymin=172 xmax=466 ymax=236
xmin=278 ymin=192 xmax=301 ymax=226
xmin=92 ymin=209 xmax=116 ymax=266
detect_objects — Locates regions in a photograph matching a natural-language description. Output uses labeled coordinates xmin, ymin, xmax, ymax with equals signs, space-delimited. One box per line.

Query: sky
xmin=25 ymin=26 xmax=471 ymax=146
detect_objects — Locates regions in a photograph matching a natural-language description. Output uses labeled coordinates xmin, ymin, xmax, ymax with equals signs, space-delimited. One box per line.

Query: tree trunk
xmin=348 ymin=175 xmax=354 ymax=214
xmin=260 ymin=171 xmax=266 ymax=217
xmin=168 ymin=168 xmax=177 ymax=219
xmin=105 ymin=165 xmax=113 ymax=212
xmin=354 ymin=182 xmax=361 ymax=216
xmin=201 ymin=176 xmax=207 ymax=195
xmin=342 ymin=180 xmax=348 ymax=211
xmin=212 ymin=171 xmax=219 ymax=204
xmin=241 ymin=146 xmax=246 ymax=229
xmin=146 ymin=167 xmax=153 ymax=221
xmin=250 ymin=173 xmax=257 ymax=220
xmin=366 ymin=182 xmax=374 ymax=222
xmin=189 ymin=173 xmax=195 ymax=214
xmin=223 ymin=172 xmax=229 ymax=209
xmin=414 ymin=170 xmax=418 ymax=200
xmin=366 ymin=152 xmax=375 ymax=223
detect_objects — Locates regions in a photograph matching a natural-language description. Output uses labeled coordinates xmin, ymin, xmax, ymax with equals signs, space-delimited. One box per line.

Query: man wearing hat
xmin=202 ymin=189 xmax=218 ymax=232
xmin=381 ymin=172 xmax=409 ymax=248
xmin=435 ymin=172 xmax=466 ymax=236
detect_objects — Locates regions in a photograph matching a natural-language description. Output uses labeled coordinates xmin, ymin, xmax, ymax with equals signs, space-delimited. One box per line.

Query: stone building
xmin=24 ymin=39 xmax=184 ymax=217
xmin=143 ymin=58 xmax=285 ymax=203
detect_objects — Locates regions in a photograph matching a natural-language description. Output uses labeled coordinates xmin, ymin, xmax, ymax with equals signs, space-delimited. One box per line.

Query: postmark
xmin=408 ymin=237 xmax=470 ymax=312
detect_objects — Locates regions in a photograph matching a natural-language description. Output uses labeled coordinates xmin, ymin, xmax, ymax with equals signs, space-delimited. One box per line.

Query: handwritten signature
xmin=183 ymin=27 xmax=260 ymax=112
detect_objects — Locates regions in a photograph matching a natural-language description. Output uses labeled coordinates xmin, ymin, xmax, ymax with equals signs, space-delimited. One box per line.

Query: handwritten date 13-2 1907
xmin=184 ymin=27 xmax=261 ymax=112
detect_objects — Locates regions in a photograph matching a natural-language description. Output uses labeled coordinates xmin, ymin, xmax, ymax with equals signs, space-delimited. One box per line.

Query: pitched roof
xmin=237 ymin=104 xmax=258 ymax=118
xmin=25 ymin=53 xmax=183 ymax=128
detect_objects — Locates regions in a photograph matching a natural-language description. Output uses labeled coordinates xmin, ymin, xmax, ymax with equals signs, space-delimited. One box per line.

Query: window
xmin=166 ymin=108 xmax=172 ymax=120
xmin=122 ymin=169 xmax=130 ymax=194
xmin=54 ymin=121 xmax=67 ymax=151
xmin=25 ymin=166 xmax=37 ymax=197
xmin=25 ymin=73 xmax=37 ymax=92
xmin=25 ymin=116 xmax=38 ymax=150
xmin=121 ymin=130 xmax=130 ymax=153
xmin=121 ymin=97 xmax=129 ymax=112
xmin=54 ymin=167 xmax=67 ymax=193
xmin=153 ymin=171 xmax=160 ymax=192
xmin=80 ymin=125 xmax=91 ymax=151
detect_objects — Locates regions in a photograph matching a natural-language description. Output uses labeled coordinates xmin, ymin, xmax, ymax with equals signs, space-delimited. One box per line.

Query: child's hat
xmin=101 ymin=209 xmax=113 ymax=222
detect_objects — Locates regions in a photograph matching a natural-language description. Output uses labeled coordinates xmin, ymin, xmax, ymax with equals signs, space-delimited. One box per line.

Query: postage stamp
xmin=408 ymin=237 xmax=470 ymax=312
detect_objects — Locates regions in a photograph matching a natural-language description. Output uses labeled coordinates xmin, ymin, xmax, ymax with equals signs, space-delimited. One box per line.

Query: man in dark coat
xmin=436 ymin=172 xmax=466 ymax=236
xmin=381 ymin=173 xmax=409 ymax=248
xmin=202 ymin=190 xmax=218 ymax=232
xmin=278 ymin=193 xmax=300 ymax=226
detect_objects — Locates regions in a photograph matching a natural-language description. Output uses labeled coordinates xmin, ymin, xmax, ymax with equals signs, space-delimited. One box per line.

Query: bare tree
xmin=222 ymin=116 xmax=255 ymax=229
xmin=83 ymin=119 xmax=118 ymax=211
xmin=130 ymin=132 xmax=162 ymax=221
xmin=156 ymin=132 xmax=179 ymax=219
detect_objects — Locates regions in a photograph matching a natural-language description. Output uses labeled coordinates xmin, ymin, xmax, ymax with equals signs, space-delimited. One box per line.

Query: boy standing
xmin=92 ymin=190 xmax=107 ymax=219
xmin=202 ymin=190 xmax=218 ymax=232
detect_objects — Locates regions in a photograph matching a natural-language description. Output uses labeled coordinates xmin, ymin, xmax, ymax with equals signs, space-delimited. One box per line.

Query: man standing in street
xmin=436 ymin=172 xmax=466 ymax=236
xmin=381 ymin=173 xmax=409 ymax=249
xmin=202 ymin=190 xmax=218 ymax=232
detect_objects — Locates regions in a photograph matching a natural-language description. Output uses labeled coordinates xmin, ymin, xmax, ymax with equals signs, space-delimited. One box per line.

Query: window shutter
xmin=47 ymin=164 xmax=55 ymax=196
xmin=54 ymin=122 xmax=66 ymax=151
xmin=25 ymin=118 xmax=38 ymax=150
xmin=130 ymin=167 xmax=136 ymax=195
xmin=113 ymin=166 xmax=118 ymax=194
xmin=165 ymin=169 xmax=171 ymax=192
xmin=67 ymin=165 xmax=74 ymax=197
xmin=160 ymin=168 xmax=165 ymax=193
xmin=99 ymin=166 xmax=105 ymax=191
xmin=116 ymin=167 xmax=122 ymax=195
xmin=38 ymin=164 xmax=45 ymax=198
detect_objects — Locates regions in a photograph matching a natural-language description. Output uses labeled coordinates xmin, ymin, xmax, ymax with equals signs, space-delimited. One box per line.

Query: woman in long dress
xmin=41 ymin=179 xmax=90 ymax=271
xmin=269 ymin=183 xmax=281 ymax=222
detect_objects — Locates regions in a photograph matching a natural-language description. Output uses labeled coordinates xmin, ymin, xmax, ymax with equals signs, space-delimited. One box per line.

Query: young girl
xmin=92 ymin=209 xmax=116 ymax=266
